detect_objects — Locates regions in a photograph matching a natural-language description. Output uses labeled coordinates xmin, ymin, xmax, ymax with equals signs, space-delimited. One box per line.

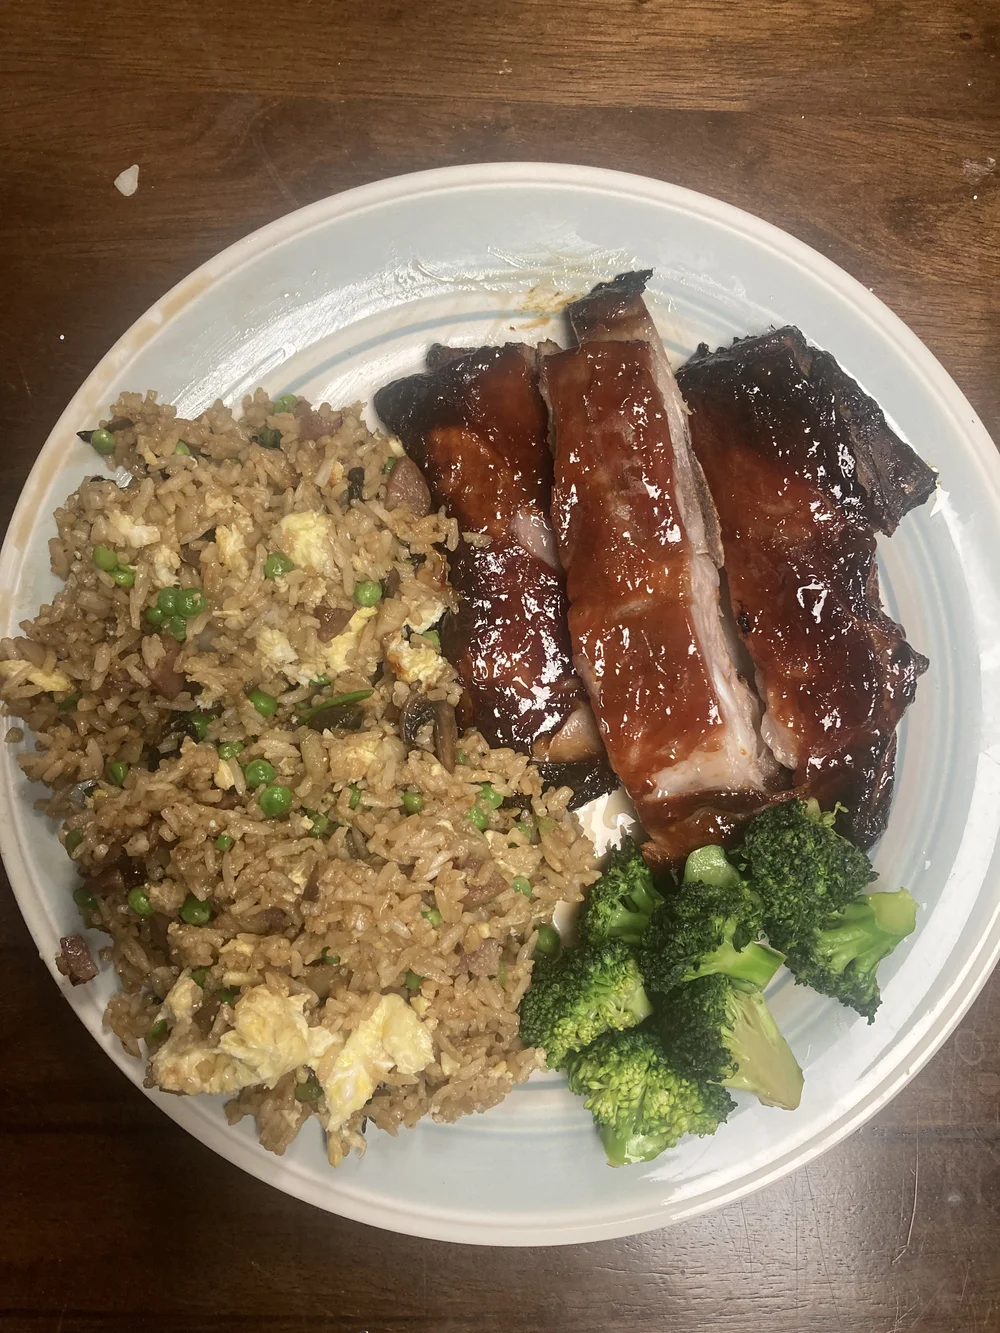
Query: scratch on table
xmin=803 ymin=1165 xmax=842 ymax=1326
xmin=959 ymin=1258 xmax=972 ymax=1306
xmin=893 ymin=1134 xmax=920 ymax=1263
xmin=253 ymin=128 xmax=298 ymax=208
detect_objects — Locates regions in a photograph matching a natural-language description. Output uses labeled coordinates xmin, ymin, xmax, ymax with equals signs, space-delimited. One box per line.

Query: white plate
xmin=3 ymin=164 xmax=1000 ymax=1247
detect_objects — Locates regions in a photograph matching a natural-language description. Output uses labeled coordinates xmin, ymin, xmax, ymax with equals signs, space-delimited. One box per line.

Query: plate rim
xmin=3 ymin=161 xmax=1000 ymax=1245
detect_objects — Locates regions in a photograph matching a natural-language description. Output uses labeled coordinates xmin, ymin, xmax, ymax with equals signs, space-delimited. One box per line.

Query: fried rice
xmin=0 ymin=390 xmax=598 ymax=1165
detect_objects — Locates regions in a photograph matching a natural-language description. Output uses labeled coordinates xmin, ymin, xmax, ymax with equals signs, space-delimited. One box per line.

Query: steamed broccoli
xmin=741 ymin=798 xmax=876 ymax=953
xmin=567 ymin=1029 xmax=734 ymax=1166
xmin=783 ymin=888 xmax=917 ymax=1022
xmin=682 ymin=843 xmax=743 ymax=891
xmin=655 ymin=974 xmax=804 ymax=1110
xmin=577 ymin=837 xmax=663 ymax=946
xmin=636 ymin=872 xmax=784 ymax=995
xmin=519 ymin=940 xmax=653 ymax=1070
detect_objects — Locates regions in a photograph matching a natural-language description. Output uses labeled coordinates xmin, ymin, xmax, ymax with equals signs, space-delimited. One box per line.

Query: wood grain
xmin=1 ymin=0 xmax=998 ymax=1328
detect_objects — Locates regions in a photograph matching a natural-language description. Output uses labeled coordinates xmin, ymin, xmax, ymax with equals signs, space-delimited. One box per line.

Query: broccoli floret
xmin=519 ymin=940 xmax=653 ymax=1070
xmin=577 ymin=837 xmax=663 ymax=946
xmin=636 ymin=875 xmax=784 ymax=995
xmin=567 ymin=1029 xmax=734 ymax=1166
xmin=656 ymin=974 xmax=804 ymax=1110
xmin=741 ymin=798 xmax=876 ymax=953
xmin=784 ymin=888 xmax=918 ymax=1022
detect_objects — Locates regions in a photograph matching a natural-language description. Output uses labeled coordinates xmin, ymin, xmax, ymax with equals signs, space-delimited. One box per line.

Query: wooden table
xmin=2 ymin=1 xmax=998 ymax=1328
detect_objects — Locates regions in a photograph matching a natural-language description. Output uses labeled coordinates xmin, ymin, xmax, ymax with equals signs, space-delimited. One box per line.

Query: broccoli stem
xmin=723 ymin=983 xmax=803 ymax=1110
xmin=598 ymin=1124 xmax=667 ymax=1168
xmin=687 ymin=938 xmax=785 ymax=988
xmin=683 ymin=844 xmax=742 ymax=890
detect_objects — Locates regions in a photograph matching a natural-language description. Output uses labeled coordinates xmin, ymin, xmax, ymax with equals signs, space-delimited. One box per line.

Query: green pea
xmin=247 ymin=688 xmax=277 ymax=718
xmin=243 ymin=758 xmax=276 ymax=788
xmin=111 ymin=566 xmax=135 ymax=589
xmin=353 ymin=579 xmax=382 ymax=607
xmin=64 ymin=827 xmax=84 ymax=854
xmin=214 ymin=833 xmax=234 ymax=851
xmin=218 ymin=987 xmax=239 ymax=1006
xmin=273 ymin=393 xmax=299 ymax=412
xmin=105 ymin=760 xmax=129 ymax=787
xmin=512 ymin=876 xmax=533 ymax=897
xmin=423 ymin=629 xmax=441 ymax=649
xmin=348 ymin=783 xmax=362 ymax=810
xmin=144 ymin=605 xmax=164 ymax=626
xmin=534 ymin=924 xmax=561 ymax=958
xmin=92 ymin=545 xmax=118 ymax=572
xmin=401 ymin=789 xmax=424 ymax=815
xmin=467 ymin=804 xmax=489 ymax=831
xmin=177 ymin=588 xmax=207 ymax=619
xmin=174 ymin=441 xmax=192 ymax=456
xmin=537 ymin=817 xmax=555 ymax=836
xmin=382 ymin=457 xmax=397 ymax=474
xmin=165 ymin=616 xmax=187 ymax=642
xmin=422 ymin=907 xmax=442 ymax=927
xmin=456 ymin=751 xmax=469 ymax=765
xmin=73 ymin=886 xmax=97 ymax=914
xmin=259 ymin=783 xmax=292 ymax=818
xmin=127 ymin=886 xmax=153 ymax=917
xmin=180 ymin=894 xmax=211 ymax=926
xmin=264 ymin=552 xmax=294 ymax=579
xmin=309 ymin=674 xmax=330 ymax=688
xmin=89 ymin=428 xmax=116 ymax=456
xmin=320 ymin=949 xmax=340 ymax=965
xmin=187 ymin=712 xmax=212 ymax=741
xmin=190 ymin=966 xmax=209 ymax=987
xmin=305 ymin=810 xmax=329 ymax=838
xmin=57 ymin=691 xmax=80 ymax=711
xmin=256 ymin=426 xmax=282 ymax=449
xmin=479 ymin=782 xmax=503 ymax=809
xmin=404 ymin=969 xmax=423 ymax=991
xmin=217 ymin=741 xmax=244 ymax=760
xmin=157 ymin=587 xmax=180 ymax=615
xmin=294 ymin=1072 xmax=323 ymax=1103
xmin=147 ymin=1018 xmax=167 ymax=1041
xmin=514 ymin=820 xmax=534 ymax=840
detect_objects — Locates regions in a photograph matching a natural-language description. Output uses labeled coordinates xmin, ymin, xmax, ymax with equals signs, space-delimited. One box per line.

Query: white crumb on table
xmin=114 ymin=164 xmax=140 ymax=196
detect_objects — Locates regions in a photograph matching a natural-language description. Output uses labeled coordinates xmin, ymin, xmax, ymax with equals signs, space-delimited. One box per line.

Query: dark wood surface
xmin=2 ymin=1 xmax=999 ymax=1328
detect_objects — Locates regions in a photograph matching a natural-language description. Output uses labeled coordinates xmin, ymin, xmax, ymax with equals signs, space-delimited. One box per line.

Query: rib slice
xmin=677 ymin=327 xmax=936 ymax=846
xmin=541 ymin=273 xmax=779 ymax=863
xmin=374 ymin=344 xmax=613 ymax=801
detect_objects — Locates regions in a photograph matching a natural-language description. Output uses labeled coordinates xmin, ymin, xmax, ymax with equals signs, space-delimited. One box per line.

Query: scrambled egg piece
xmin=253 ymin=608 xmax=377 ymax=686
xmin=383 ymin=591 xmax=448 ymax=686
xmin=215 ymin=524 xmax=249 ymax=577
xmin=150 ymin=543 xmax=181 ymax=589
xmin=219 ymin=985 xmax=335 ymax=1084
xmin=315 ymin=993 xmax=433 ymax=1132
xmin=385 ymin=633 xmax=447 ymax=687
xmin=149 ymin=977 xmax=334 ymax=1096
xmin=274 ymin=511 xmax=337 ymax=578
xmin=336 ymin=730 xmax=388 ymax=780
xmin=0 ymin=660 xmax=73 ymax=693
xmin=321 ymin=606 xmax=376 ymax=676
xmin=404 ymin=595 xmax=447 ymax=635
xmin=256 ymin=627 xmax=299 ymax=674
xmin=106 ymin=511 xmax=161 ymax=548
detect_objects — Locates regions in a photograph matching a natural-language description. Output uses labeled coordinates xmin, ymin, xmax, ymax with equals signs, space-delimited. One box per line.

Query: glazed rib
xmin=677 ymin=327 xmax=936 ymax=846
xmin=541 ymin=274 xmax=778 ymax=863
xmin=374 ymin=344 xmax=612 ymax=796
